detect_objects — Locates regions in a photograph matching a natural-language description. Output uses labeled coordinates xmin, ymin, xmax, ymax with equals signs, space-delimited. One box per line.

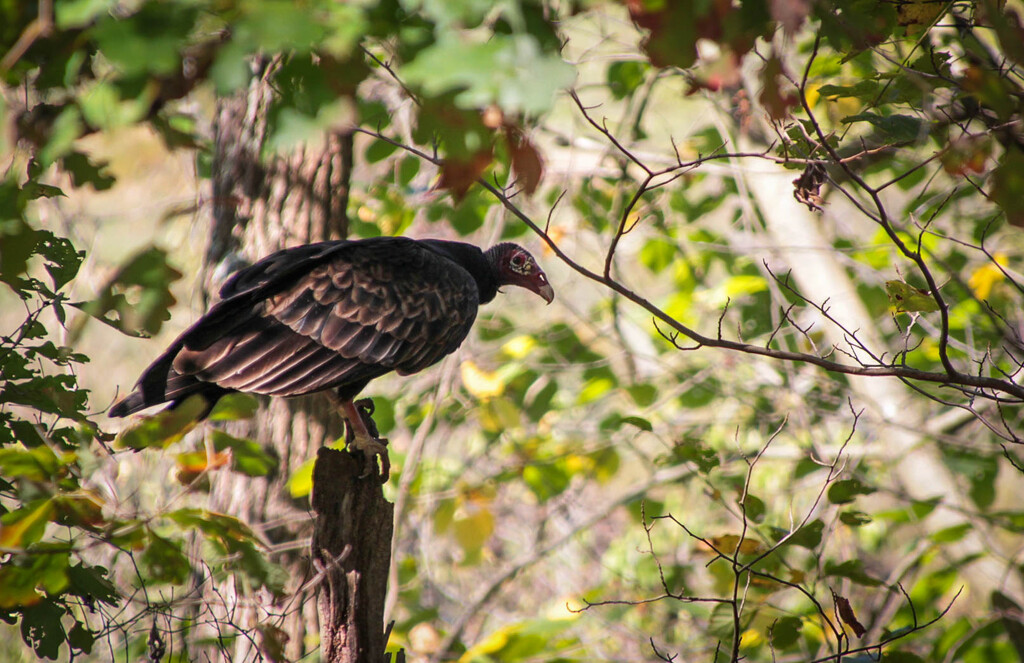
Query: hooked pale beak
xmin=529 ymin=270 xmax=554 ymax=304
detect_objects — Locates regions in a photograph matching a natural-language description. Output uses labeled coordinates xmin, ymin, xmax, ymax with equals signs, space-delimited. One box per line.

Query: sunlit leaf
xmin=0 ymin=499 xmax=56 ymax=549
xmin=114 ymin=395 xmax=206 ymax=450
xmin=402 ymin=34 xmax=574 ymax=115
xmin=885 ymin=280 xmax=940 ymax=313
xmin=461 ymin=360 xmax=506 ymax=400
xmin=968 ymin=255 xmax=1007 ymax=300
xmin=208 ymin=393 xmax=260 ymax=421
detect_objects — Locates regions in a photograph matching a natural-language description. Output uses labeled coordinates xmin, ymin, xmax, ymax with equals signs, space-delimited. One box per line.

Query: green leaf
xmin=825 ymin=559 xmax=883 ymax=586
xmin=817 ymin=80 xmax=883 ymax=100
xmin=741 ymin=493 xmax=766 ymax=523
xmin=21 ymin=182 xmax=65 ymax=201
xmin=78 ymin=81 xmax=146 ymax=130
xmin=930 ymin=523 xmax=972 ymax=543
xmin=668 ymin=439 xmax=720 ymax=473
xmin=607 ymin=61 xmax=648 ymax=100
xmin=365 ymin=140 xmax=399 ymax=163
xmin=402 ymin=34 xmax=575 ymax=115
xmin=433 ymin=498 xmax=456 ymax=533
xmin=626 ymin=383 xmax=658 ymax=407
xmin=785 ymin=519 xmax=824 ymax=549
xmin=91 ymin=3 xmax=197 ymax=76
xmin=881 ymin=652 xmax=925 ymax=663
xmin=235 ymin=0 xmax=325 ymax=53
xmin=208 ymin=393 xmax=259 ymax=421
xmin=211 ymin=430 xmax=278 ymax=477
xmin=141 ymin=531 xmax=191 ymax=584
xmin=941 ymin=447 xmax=999 ymax=508
xmin=0 ymin=374 xmax=88 ymax=417
xmin=37 ymin=232 xmax=83 ymax=290
xmin=601 ymin=413 xmax=653 ymax=433
xmin=524 ymin=379 xmax=558 ymax=422
xmin=55 ymin=0 xmax=117 ymax=29
xmin=639 ymin=237 xmax=677 ymax=273
xmin=841 ymin=113 xmax=926 ymax=142
xmin=39 ymin=107 xmax=84 ymax=166
xmin=0 ymin=446 xmax=61 ymax=481
xmin=115 ymin=395 xmax=206 ymax=450
xmin=20 ymin=599 xmax=65 ymax=660
xmin=578 ymin=376 xmax=615 ymax=405
xmin=523 ymin=463 xmax=571 ymax=502
xmin=67 ymin=621 xmax=94 ymax=654
xmin=67 ymin=563 xmax=119 ymax=607
xmin=0 ymin=218 xmax=40 ymax=293
xmin=7 ymin=419 xmax=48 ymax=448
xmin=398 ymin=156 xmax=421 ymax=186
xmin=166 ymin=509 xmax=286 ymax=592
xmin=828 ymin=478 xmax=875 ymax=504
xmin=210 ymin=41 xmax=252 ymax=94
xmin=885 ymin=280 xmax=940 ymax=313
xmin=59 ymin=152 xmax=115 ymax=190
xmin=771 ymin=616 xmax=803 ymax=650
xmin=840 ymin=510 xmax=873 ymax=527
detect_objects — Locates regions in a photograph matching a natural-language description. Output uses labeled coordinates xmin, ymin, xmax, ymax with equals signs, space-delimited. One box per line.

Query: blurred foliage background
xmin=3 ymin=0 xmax=1024 ymax=661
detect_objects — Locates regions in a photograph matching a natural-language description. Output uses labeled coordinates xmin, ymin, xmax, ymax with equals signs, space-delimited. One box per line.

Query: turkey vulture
xmin=109 ymin=236 xmax=553 ymax=472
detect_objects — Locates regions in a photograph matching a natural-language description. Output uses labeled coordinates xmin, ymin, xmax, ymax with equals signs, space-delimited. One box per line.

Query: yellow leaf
xmin=501 ymin=335 xmax=536 ymax=359
xmin=741 ymin=628 xmax=764 ymax=648
xmin=897 ymin=0 xmax=944 ymax=30
xmin=0 ymin=499 xmax=55 ymax=549
xmin=707 ymin=534 xmax=766 ymax=555
xmin=459 ymin=623 xmax=521 ymax=662
xmin=805 ymin=83 xmax=820 ymax=108
xmin=461 ymin=360 xmax=504 ymax=400
xmin=287 ymin=458 xmax=315 ymax=498
xmin=452 ymin=506 xmax=494 ymax=555
xmin=968 ymin=254 xmax=1007 ymax=300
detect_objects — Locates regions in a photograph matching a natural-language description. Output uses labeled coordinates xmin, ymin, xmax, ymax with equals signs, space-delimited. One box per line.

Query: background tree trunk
xmin=200 ymin=56 xmax=357 ymax=662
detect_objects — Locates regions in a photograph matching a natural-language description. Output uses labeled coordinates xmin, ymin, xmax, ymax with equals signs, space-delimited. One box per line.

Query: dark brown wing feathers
xmin=135 ymin=238 xmax=482 ymax=409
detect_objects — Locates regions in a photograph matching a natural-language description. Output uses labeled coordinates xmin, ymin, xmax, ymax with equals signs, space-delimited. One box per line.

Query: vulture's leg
xmin=331 ymin=393 xmax=390 ymax=481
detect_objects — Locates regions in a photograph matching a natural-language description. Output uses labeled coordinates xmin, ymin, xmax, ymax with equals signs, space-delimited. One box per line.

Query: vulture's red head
xmin=487 ymin=243 xmax=554 ymax=304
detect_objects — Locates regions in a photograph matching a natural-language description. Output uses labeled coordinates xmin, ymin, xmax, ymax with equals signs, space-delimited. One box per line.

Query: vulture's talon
xmin=349 ymin=433 xmax=390 ymax=482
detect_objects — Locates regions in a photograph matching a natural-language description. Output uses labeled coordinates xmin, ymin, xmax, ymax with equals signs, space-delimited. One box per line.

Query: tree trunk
xmin=198 ymin=56 xmax=393 ymax=662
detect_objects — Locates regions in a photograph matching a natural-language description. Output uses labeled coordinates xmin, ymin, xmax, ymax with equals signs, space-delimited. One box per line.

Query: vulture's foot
xmin=349 ymin=432 xmax=390 ymax=482
xmin=337 ymin=396 xmax=390 ymax=482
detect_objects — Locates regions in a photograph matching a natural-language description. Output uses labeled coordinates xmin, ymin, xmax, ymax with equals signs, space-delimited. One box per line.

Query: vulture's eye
xmin=512 ymin=254 xmax=527 ymax=268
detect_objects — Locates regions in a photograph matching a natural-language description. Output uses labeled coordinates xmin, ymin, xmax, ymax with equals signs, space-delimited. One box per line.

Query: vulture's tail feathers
xmin=109 ymin=365 xmax=230 ymax=419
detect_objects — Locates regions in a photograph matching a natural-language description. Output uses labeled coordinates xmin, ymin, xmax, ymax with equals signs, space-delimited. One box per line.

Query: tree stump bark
xmin=311 ymin=447 xmax=394 ymax=662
